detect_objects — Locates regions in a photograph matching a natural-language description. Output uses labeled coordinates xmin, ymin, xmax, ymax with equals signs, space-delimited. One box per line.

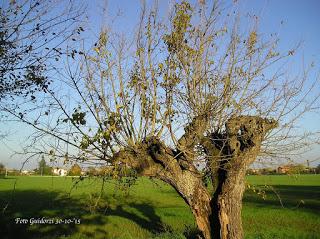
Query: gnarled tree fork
xmin=112 ymin=115 xmax=277 ymax=239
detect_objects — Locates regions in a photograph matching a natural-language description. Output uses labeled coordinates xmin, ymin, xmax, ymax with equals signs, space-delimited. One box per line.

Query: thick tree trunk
xmin=175 ymin=166 xmax=247 ymax=239
xmin=211 ymin=167 xmax=247 ymax=239
xmin=187 ymin=182 xmax=212 ymax=239
xmin=203 ymin=116 xmax=278 ymax=239
xmin=159 ymin=171 xmax=213 ymax=239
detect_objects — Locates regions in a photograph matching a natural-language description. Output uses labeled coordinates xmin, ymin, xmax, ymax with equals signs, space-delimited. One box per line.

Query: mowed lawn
xmin=0 ymin=175 xmax=319 ymax=239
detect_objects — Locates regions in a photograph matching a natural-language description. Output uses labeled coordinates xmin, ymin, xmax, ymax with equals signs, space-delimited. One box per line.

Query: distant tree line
xmin=247 ymin=164 xmax=320 ymax=175
xmin=0 ymin=160 xmax=85 ymax=177
xmin=2 ymin=162 xmax=320 ymax=177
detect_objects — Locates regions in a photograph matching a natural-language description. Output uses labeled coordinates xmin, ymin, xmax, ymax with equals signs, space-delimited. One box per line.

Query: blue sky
xmin=1 ymin=0 xmax=319 ymax=170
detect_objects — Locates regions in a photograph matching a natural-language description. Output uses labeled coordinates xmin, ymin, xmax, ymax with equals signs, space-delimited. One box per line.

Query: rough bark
xmin=211 ymin=165 xmax=247 ymax=239
xmin=161 ymin=170 xmax=213 ymax=239
xmin=113 ymin=115 xmax=277 ymax=239
xmin=206 ymin=116 xmax=278 ymax=239
xmin=113 ymin=136 xmax=213 ymax=238
xmin=189 ymin=183 xmax=212 ymax=239
xmin=146 ymin=137 xmax=213 ymax=239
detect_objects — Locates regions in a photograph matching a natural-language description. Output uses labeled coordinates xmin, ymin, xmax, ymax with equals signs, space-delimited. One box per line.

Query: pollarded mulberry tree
xmin=4 ymin=1 xmax=319 ymax=238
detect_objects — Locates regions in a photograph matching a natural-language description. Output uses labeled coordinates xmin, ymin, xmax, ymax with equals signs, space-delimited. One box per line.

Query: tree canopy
xmin=69 ymin=163 xmax=82 ymax=176
xmin=37 ymin=157 xmax=51 ymax=175
xmin=0 ymin=0 xmax=83 ymax=100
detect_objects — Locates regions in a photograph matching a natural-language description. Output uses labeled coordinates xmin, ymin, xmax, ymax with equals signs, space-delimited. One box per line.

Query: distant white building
xmin=52 ymin=168 xmax=68 ymax=176
xmin=21 ymin=170 xmax=30 ymax=175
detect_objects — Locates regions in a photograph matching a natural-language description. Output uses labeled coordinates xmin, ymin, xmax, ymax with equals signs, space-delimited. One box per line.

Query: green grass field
xmin=0 ymin=175 xmax=319 ymax=239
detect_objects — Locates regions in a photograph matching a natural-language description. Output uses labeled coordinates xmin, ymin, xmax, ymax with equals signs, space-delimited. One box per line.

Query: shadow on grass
xmin=243 ymin=185 xmax=320 ymax=214
xmin=0 ymin=190 xmax=103 ymax=239
xmin=103 ymin=201 xmax=168 ymax=234
xmin=0 ymin=189 xmax=168 ymax=239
